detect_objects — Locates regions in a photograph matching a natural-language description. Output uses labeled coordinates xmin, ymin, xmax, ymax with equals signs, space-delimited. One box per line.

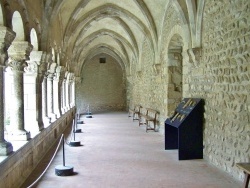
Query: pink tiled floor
xmin=22 ymin=111 xmax=241 ymax=188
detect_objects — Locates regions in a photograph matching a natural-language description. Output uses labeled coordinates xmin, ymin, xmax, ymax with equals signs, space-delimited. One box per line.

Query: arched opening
xmin=76 ymin=53 xmax=126 ymax=113
xmin=51 ymin=47 xmax=55 ymax=62
xmin=57 ymin=53 xmax=60 ymax=65
xmin=30 ymin=28 xmax=38 ymax=51
xmin=167 ymin=34 xmax=183 ymax=115
xmin=0 ymin=3 xmax=4 ymax=25
xmin=12 ymin=11 xmax=25 ymax=41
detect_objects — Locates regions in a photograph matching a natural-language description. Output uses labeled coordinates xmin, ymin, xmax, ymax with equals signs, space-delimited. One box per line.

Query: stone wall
xmin=191 ymin=0 xmax=250 ymax=179
xmin=127 ymin=3 xmax=186 ymax=133
xmin=128 ymin=36 xmax=165 ymax=131
xmin=75 ymin=55 xmax=126 ymax=113
xmin=0 ymin=108 xmax=75 ymax=188
xmin=127 ymin=0 xmax=250 ymax=181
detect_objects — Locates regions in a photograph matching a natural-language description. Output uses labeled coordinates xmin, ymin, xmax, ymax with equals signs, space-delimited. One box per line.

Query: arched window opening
xmin=167 ymin=34 xmax=184 ymax=115
xmin=57 ymin=53 xmax=60 ymax=65
xmin=30 ymin=28 xmax=38 ymax=51
xmin=0 ymin=4 xmax=4 ymax=25
xmin=12 ymin=11 xmax=25 ymax=41
xmin=52 ymin=47 xmax=55 ymax=62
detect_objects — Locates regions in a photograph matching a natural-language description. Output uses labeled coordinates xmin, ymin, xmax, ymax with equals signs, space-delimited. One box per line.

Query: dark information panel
xmin=165 ymin=98 xmax=204 ymax=160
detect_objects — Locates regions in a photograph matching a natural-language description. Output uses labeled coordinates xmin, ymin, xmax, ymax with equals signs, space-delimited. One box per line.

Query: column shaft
xmin=0 ymin=66 xmax=13 ymax=155
xmin=0 ymin=27 xmax=15 ymax=155
xmin=47 ymin=73 xmax=56 ymax=121
xmin=53 ymin=77 xmax=61 ymax=118
xmin=42 ymin=75 xmax=51 ymax=125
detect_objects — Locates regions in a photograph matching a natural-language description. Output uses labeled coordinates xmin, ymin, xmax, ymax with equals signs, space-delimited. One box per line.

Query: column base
xmin=0 ymin=141 xmax=13 ymax=156
xmin=63 ymin=107 xmax=68 ymax=113
xmin=49 ymin=113 xmax=57 ymax=122
xmin=43 ymin=116 xmax=51 ymax=127
xmin=7 ymin=130 xmax=31 ymax=141
xmin=24 ymin=120 xmax=44 ymax=138
xmin=55 ymin=111 xmax=61 ymax=119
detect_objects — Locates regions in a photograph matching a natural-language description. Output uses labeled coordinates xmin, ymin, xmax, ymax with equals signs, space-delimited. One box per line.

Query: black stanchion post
xmin=74 ymin=113 xmax=82 ymax=133
xmin=77 ymin=110 xmax=84 ymax=124
xmin=55 ymin=135 xmax=74 ymax=176
xmin=69 ymin=119 xmax=81 ymax=147
xmin=63 ymin=137 xmax=65 ymax=166
xmin=86 ymin=104 xmax=92 ymax=118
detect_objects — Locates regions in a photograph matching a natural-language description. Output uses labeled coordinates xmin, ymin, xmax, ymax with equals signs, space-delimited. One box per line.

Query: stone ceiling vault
xmin=44 ymin=0 xmax=201 ymax=77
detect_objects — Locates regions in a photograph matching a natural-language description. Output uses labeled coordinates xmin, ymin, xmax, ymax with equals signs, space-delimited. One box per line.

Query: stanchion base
xmin=74 ymin=129 xmax=82 ymax=133
xmin=69 ymin=141 xmax=81 ymax=147
xmin=55 ymin=165 xmax=74 ymax=176
xmin=86 ymin=115 xmax=92 ymax=118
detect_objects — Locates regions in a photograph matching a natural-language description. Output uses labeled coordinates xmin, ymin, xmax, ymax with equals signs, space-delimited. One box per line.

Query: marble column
xmin=60 ymin=66 xmax=66 ymax=116
xmin=69 ymin=74 xmax=75 ymax=108
xmin=53 ymin=66 xmax=65 ymax=118
xmin=7 ymin=41 xmax=33 ymax=140
xmin=0 ymin=27 xmax=15 ymax=155
xmin=61 ymin=79 xmax=66 ymax=114
xmin=42 ymin=73 xmax=51 ymax=126
xmin=24 ymin=51 xmax=47 ymax=136
xmin=62 ymin=72 xmax=68 ymax=112
xmin=68 ymin=75 xmax=72 ymax=108
xmin=60 ymin=79 xmax=64 ymax=114
xmin=65 ymin=73 xmax=70 ymax=110
xmin=47 ymin=72 xmax=56 ymax=121
xmin=71 ymin=76 xmax=75 ymax=107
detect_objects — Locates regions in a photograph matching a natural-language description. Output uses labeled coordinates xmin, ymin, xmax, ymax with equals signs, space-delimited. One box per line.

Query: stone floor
xmin=21 ymin=111 xmax=241 ymax=188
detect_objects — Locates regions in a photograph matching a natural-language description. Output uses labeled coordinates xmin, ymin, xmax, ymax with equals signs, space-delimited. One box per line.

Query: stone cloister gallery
xmin=0 ymin=0 xmax=249 ymax=187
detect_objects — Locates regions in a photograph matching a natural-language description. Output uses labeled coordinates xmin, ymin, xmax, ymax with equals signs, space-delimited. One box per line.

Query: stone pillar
xmin=47 ymin=72 xmax=56 ymax=121
xmin=68 ymin=74 xmax=73 ymax=108
xmin=42 ymin=73 xmax=51 ymax=126
xmin=71 ymin=75 xmax=75 ymax=107
xmin=65 ymin=73 xmax=70 ymax=110
xmin=74 ymin=76 xmax=81 ymax=113
xmin=61 ymin=79 xmax=65 ymax=114
xmin=47 ymin=62 xmax=57 ymax=121
xmin=7 ymin=41 xmax=33 ymax=140
xmin=53 ymin=66 xmax=65 ymax=118
xmin=24 ymin=51 xmax=47 ymax=136
xmin=0 ymin=27 xmax=15 ymax=155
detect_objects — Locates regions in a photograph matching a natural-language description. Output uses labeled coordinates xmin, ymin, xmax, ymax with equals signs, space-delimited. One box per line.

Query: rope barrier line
xmin=27 ymin=116 xmax=77 ymax=187
xmin=27 ymin=134 xmax=65 ymax=188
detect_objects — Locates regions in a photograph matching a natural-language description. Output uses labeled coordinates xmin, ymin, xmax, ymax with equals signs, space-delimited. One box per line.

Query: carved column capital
xmin=47 ymin=72 xmax=55 ymax=80
xmin=55 ymin=66 xmax=66 ymax=86
xmin=75 ymin=76 xmax=82 ymax=84
xmin=69 ymin=73 xmax=75 ymax=83
xmin=7 ymin=58 xmax=27 ymax=72
xmin=24 ymin=61 xmax=38 ymax=74
xmin=187 ymin=48 xmax=201 ymax=65
xmin=8 ymin=41 xmax=33 ymax=60
xmin=53 ymin=66 xmax=64 ymax=81
xmin=25 ymin=51 xmax=49 ymax=75
xmin=7 ymin=41 xmax=33 ymax=72
xmin=153 ymin=63 xmax=162 ymax=75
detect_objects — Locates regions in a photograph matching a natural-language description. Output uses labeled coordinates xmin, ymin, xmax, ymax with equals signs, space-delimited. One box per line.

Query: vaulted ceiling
xmin=43 ymin=0 xmax=196 ymax=76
